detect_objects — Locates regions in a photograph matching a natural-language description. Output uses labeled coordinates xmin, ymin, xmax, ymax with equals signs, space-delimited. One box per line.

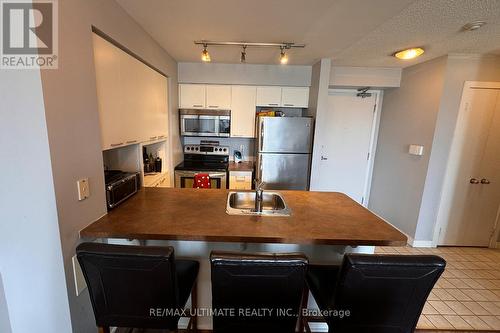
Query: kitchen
xmin=2 ymin=1 xmax=500 ymax=333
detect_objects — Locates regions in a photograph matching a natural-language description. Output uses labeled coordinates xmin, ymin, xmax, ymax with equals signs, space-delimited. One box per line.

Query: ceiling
xmin=116 ymin=0 xmax=500 ymax=67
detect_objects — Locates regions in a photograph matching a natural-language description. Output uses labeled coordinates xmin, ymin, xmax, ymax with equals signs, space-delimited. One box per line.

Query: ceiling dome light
xmin=240 ymin=45 xmax=247 ymax=63
xmin=279 ymin=47 xmax=288 ymax=64
xmin=201 ymin=44 xmax=211 ymax=62
xmin=394 ymin=47 xmax=424 ymax=60
xmin=462 ymin=21 xmax=486 ymax=31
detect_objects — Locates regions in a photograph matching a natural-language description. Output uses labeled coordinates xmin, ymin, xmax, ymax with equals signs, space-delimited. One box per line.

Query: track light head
xmin=240 ymin=45 xmax=246 ymax=63
xmin=201 ymin=44 xmax=211 ymax=62
xmin=279 ymin=47 xmax=288 ymax=64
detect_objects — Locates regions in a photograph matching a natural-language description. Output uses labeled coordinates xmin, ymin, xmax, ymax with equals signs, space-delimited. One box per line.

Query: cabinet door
xmin=179 ymin=84 xmax=205 ymax=108
xmin=282 ymin=87 xmax=309 ymax=108
xmin=231 ymin=86 xmax=257 ymax=138
xmin=206 ymin=85 xmax=231 ymax=109
xmin=148 ymin=68 xmax=168 ymax=140
xmin=93 ymin=34 xmax=133 ymax=150
xmin=256 ymin=86 xmax=282 ymax=107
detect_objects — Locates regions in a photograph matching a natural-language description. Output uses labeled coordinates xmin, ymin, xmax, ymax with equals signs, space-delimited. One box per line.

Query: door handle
xmin=480 ymin=178 xmax=491 ymax=184
xmin=470 ymin=178 xmax=480 ymax=184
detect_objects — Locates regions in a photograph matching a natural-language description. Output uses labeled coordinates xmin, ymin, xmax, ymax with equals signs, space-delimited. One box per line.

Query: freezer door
xmin=257 ymin=153 xmax=310 ymax=190
xmin=257 ymin=117 xmax=313 ymax=153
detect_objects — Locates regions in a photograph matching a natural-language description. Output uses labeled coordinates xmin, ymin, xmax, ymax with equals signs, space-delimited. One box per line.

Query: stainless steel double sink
xmin=226 ymin=191 xmax=291 ymax=217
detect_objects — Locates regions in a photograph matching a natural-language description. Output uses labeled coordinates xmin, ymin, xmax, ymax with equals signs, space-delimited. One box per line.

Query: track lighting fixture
xmin=201 ymin=44 xmax=211 ymax=62
xmin=279 ymin=47 xmax=288 ymax=64
xmin=195 ymin=41 xmax=304 ymax=64
xmin=240 ymin=45 xmax=246 ymax=63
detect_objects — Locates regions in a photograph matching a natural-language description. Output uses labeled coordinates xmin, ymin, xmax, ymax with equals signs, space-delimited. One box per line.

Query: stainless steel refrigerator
xmin=255 ymin=116 xmax=313 ymax=190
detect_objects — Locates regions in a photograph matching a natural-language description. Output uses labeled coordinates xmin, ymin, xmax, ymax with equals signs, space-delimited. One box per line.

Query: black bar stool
xmin=77 ymin=243 xmax=199 ymax=333
xmin=303 ymin=254 xmax=446 ymax=333
xmin=210 ymin=251 xmax=309 ymax=333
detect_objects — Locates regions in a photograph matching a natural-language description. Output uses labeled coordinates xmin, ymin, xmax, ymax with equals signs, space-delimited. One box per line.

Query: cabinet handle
xmin=268 ymin=103 xmax=279 ymax=106
xmin=150 ymin=136 xmax=158 ymax=140
xmin=208 ymin=105 xmax=219 ymax=108
xmin=126 ymin=140 xmax=137 ymax=144
xmin=158 ymin=135 xmax=166 ymax=139
xmin=193 ymin=104 xmax=203 ymax=107
xmin=283 ymin=103 xmax=294 ymax=106
xmin=110 ymin=142 xmax=124 ymax=147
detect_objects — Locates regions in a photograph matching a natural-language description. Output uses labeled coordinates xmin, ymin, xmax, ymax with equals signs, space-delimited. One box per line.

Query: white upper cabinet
xmin=93 ymin=34 xmax=169 ymax=150
xmin=206 ymin=85 xmax=231 ymax=109
xmin=256 ymin=86 xmax=282 ymax=107
xmin=281 ymin=87 xmax=309 ymax=108
xmin=231 ymin=86 xmax=257 ymax=138
xmin=179 ymin=84 xmax=205 ymax=108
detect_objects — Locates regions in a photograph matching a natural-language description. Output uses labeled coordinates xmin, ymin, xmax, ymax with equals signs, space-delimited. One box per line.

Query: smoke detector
xmin=462 ymin=21 xmax=486 ymax=31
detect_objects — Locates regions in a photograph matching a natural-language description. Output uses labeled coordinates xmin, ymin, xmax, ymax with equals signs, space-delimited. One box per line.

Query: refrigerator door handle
xmin=259 ymin=119 xmax=264 ymax=152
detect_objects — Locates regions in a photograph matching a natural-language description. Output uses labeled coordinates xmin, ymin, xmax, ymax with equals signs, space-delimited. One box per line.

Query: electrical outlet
xmin=77 ymin=178 xmax=90 ymax=201
xmin=72 ymin=255 xmax=87 ymax=296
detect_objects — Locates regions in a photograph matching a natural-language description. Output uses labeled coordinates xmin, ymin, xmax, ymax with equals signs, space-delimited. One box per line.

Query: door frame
xmin=326 ymin=89 xmax=383 ymax=206
xmin=432 ymin=81 xmax=500 ymax=248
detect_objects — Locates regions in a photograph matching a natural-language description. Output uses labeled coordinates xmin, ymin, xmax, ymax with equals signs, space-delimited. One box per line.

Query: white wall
xmin=329 ymin=66 xmax=401 ymax=88
xmin=178 ymin=62 xmax=312 ymax=86
xmin=38 ymin=0 xmax=179 ymax=331
xmin=415 ymin=55 xmax=500 ymax=242
xmin=309 ymin=59 xmax=333 ymax=190
xmin=0 ymin=69 xmax=72 ymax=332
xmin=369 ymin=57 xmax=447 ymax=238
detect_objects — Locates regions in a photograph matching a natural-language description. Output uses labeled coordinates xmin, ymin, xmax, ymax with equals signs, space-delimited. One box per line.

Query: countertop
xmin=80 ymin=188 xmax=406 ymax=246
xmin=228 ymin=161 xmax=254 ymax=172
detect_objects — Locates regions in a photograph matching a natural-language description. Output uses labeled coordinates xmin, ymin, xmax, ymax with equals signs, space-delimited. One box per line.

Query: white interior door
xmin=437 ymin=84 xmax=500 ymax=246
xmin=312 ymin=90 xmax=378 ymax=205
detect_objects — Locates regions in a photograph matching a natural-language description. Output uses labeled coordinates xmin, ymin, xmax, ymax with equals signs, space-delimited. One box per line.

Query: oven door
xmin=181 ymin=115 xmax=220 ymax=137
xmin=175 ymin=170 xmax=227 ymax=189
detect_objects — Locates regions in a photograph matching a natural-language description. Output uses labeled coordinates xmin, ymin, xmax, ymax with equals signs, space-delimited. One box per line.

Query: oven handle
xmin=175 ymin=170 xmax=227 ymax=178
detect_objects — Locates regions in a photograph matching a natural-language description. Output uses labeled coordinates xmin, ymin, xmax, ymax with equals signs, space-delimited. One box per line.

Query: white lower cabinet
xmin=229 ymin=171 xmax=253 ymax=190
xmin=231 ymin=86 xmax=257 ymax=138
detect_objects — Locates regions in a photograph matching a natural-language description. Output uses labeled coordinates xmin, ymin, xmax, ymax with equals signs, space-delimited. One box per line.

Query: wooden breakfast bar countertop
xmin=80 ymin=188 xmax=407 ymax=246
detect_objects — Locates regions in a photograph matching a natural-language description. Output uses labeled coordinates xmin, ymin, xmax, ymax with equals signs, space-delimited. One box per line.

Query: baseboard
xmin=411 ymin=240 xmax=436 ymax=248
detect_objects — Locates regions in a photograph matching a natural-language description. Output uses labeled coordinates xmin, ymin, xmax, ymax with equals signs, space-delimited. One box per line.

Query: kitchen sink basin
xmin=226 ymin=191 xmax=291 ymax=216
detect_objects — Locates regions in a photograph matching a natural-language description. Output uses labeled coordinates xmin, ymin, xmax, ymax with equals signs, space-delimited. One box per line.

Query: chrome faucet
xmin=254 ymin=180 xmax=265 ymax=212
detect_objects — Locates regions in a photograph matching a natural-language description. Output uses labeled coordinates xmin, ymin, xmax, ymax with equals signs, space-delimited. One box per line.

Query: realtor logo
xmin=1 ymin=0 xmax=58 ymax=69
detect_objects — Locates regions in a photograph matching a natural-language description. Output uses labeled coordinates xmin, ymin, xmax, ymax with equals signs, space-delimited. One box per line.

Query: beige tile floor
xmin=376 ymin=246 xmax=500 ymax=331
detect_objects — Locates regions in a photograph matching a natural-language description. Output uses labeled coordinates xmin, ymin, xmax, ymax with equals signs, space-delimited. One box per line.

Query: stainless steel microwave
xmin=180 ymin=109 xmax=230 ymax=137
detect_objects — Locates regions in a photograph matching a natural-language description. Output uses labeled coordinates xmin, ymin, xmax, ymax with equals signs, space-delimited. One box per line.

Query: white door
xmin=312 ymin=90 xmax=378 ymax=205
xmin=437 ymin=84 xmax=500 ymax=246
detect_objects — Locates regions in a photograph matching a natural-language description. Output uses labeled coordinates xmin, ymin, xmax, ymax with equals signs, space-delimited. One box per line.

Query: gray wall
xmin=415 ymin=55 xmax=500 ymax=241
xmin=369 ymin=57 xmax=447 ymax=238
xmin=0 ymin=69 xmax=72 ymax=331
xmin=178 ymin=62 xmax=312 ymax=86
xmin=38 ymin=0 xmax=179 ymax=331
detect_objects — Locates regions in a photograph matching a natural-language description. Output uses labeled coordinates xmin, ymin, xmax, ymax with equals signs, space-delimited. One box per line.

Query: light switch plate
xmin=77 ymin=178 xmax=90 ymax=201
xmin=72 ymin=254 xmax=87 ymax=296
xmin=409 ymin=144 xmax=424 ymax=156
